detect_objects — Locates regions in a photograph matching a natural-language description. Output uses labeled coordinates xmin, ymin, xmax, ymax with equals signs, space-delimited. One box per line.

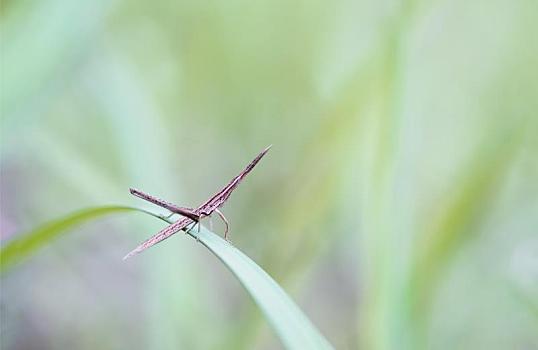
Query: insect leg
xmin=214 ymin=208 xmax=230 ymax=240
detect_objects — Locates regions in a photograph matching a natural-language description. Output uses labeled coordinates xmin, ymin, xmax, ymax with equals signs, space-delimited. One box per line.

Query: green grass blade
xmin=182 ymin=224 xmax=334 ymax=350
xmin=0 ymin=206 xmax=140 ymax=273
xmin=1 ymin=206 xmax=333 ymax=349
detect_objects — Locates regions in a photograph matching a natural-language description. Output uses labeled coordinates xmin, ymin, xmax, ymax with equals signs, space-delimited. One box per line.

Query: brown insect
xmin=123 ymin=145 xmax=271 ymax=260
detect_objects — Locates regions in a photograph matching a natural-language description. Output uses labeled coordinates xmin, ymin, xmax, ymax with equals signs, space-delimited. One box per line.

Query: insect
xmin=123 ymin=145 xmax=271 ymax=260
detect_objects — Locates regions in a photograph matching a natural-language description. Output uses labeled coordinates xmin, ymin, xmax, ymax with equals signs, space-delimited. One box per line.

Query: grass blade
xmin=1 ymin=206 xmax=139 ymax=273
xmin=180 ymin=223 xmax=334 ymax=350
xmin=1 ymin=206 xmax=333 ymax=349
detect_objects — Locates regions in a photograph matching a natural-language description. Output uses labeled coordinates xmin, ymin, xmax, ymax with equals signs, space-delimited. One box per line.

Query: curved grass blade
xmin=1 ymin=206 xmax=142 ymax=273
xmin=181 ymin=224 xmax=334 ymax=350
xmin=1 ymin=206 xmax=333 ymax=349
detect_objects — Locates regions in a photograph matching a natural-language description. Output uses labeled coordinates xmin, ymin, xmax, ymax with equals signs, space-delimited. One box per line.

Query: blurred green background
xmin=1 ymin=0 xmax=537 ymax=349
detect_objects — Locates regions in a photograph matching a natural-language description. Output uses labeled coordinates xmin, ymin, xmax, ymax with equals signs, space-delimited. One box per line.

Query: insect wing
xmin=123 ymin=217 xmax=193 ymax=260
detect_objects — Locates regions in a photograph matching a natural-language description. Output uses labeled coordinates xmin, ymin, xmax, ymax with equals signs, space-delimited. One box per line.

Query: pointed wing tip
xmin=122 ymin=253 xmax=133 ymax=261
xmin=258 ymin=145 xmax=272 ymax=158
xmin=122 ymin=248 xmax=140 ymax=261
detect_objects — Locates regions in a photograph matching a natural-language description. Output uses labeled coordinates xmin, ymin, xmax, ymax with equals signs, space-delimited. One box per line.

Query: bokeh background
xmin=1 ymin=0 xmax=537 ymax=349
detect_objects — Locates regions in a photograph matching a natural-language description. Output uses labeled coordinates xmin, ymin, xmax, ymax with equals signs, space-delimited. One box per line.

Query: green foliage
xmin=2 ymin=0 xmax=537 ymax=348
